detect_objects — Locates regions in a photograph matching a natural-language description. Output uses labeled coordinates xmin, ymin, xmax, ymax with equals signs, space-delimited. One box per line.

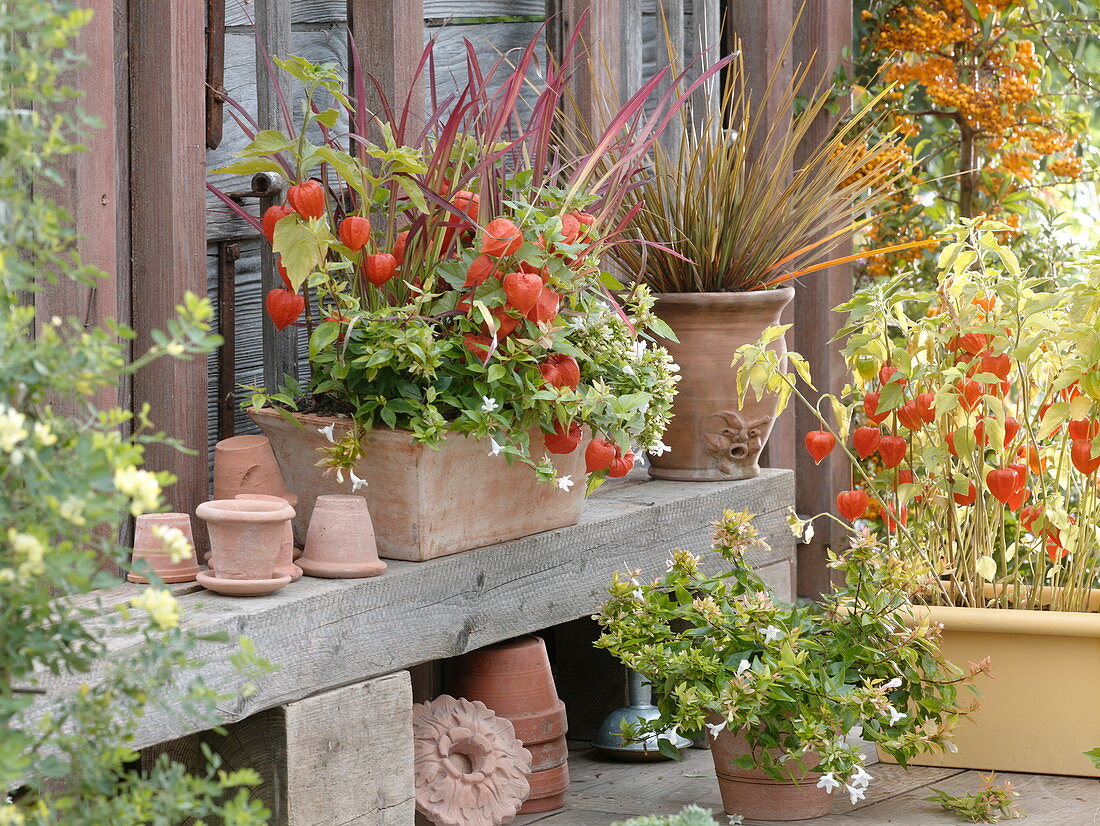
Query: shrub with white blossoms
xmin=596 ymin=510 xmax=982 ymax=790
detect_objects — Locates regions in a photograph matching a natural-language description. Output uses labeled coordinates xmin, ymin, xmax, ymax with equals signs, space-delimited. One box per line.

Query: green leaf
xmin=395 ymin=175 xmax=429 ymax=214
xmin=314 ymin=146 xmax=370 ymax=196
xmin=647 ymin=315 xmax=678 ymax=342
xmin=272 ymin=216 xmax=328 ymax=290
xmin=1085 ymin=747 xmax=1100 ymax=769
xmin=657 ymin=737 xmax=684 ymax=761
xmin=759 ymin=324 xmax=792 ymax=346
xmin=210 ymin=157 xmax=287 ymax=177
xmin=312 ymin=108 xmax=340 ymax=129
xmin=238 ymin=129 xmax=295 ymax=157
xmin=310 ymin=322 xmax=340 ymax=360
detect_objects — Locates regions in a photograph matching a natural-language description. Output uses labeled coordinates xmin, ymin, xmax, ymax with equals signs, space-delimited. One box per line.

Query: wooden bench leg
xmin=144 ymin=671 xmax=414 ymax=825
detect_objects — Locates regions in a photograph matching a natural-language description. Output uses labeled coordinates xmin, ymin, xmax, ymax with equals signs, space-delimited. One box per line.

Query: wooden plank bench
xmin=32 ymin=469 xmax=796 ymax=824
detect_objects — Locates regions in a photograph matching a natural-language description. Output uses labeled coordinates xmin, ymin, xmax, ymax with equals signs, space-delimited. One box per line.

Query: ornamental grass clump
xmin=212 ymin=30 xmax=727 ymax=491
xmin=604 ymin=43 xmax=929 ymax=293
xmin=595 ymin=510 xmax=976 ymax=799
xmin=737 ymin=217 xmax=1100 ymax=611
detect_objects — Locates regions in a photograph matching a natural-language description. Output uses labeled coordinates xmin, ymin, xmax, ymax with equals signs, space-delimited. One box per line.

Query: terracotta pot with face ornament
xmin=647 ymin=287 xmax=794 ymax=480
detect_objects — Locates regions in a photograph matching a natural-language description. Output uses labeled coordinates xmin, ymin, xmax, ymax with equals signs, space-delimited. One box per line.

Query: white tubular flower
xmin=883 ymin=677 xmax=902 ymax=690
xmin=727 ymin=816 xmax=743 ymax=825
xmin=761 ymin=625 xmax=784 ymax=643
xmin=317 ymin=423 xmax=336 ymax=443
xmin=848 ymin=765 xmax=873 ymax=789
xmin=349 ymin=468 xmax=367 ymax=492
xmin=556 ymin=475 xmax=575 ymax=492
xmin=649 ymin=440 xmax=671 ymax=457
xmin=0 ymin=405 xmax=28 ymax=453
xmin=736 ymin=659 xmax=751 ymax=677
xmin=705 ymin=719 xmax=728 ymax=740
xmin=488 ymin=438 xmax=504 ymax=457
xmin=481 ymin=396 xmax=500 ymax=413
xmin=846 ymin=784 xmax=867 ymax=805
xmin=884 ymin=705 xmax=907 ymax=725
xmin=816 ymin=773 xmax=841 ymax=793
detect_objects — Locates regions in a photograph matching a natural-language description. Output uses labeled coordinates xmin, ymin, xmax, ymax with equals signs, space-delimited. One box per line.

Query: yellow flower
xmin=32 ymin=421 xmax=57 ymax=446
xmin=150 ymin=525 xmax=193 ymax=564
xmin=8 ymin=529 xmax=45 ymax=579
xmin=0 ymin=404 xmax=28 ymax=453
xmin=130 ymin=588 xmax=179 ymax=630
xmin=0 ymin=803 xmax=26 ymax=825
xmin=113 ymin=466 xmax=161 ymax=515
xmin=59 ymin=497 xmax=87 ymax=526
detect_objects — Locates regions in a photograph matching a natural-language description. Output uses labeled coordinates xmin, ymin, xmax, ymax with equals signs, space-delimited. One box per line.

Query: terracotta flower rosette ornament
xmin=412 ymin=695 xmax=532 ymax=826
xmin=195 ymin=498 xmax=295 ymax=596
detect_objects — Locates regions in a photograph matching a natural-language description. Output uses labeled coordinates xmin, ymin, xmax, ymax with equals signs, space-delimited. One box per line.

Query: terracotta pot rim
xmin=214 ymin=433 xmax=272 ymax=451
xmin=196 ymin=499 xmax=295 ymax=524
xmin=235 ymin=491 xmax=300 ymax=508
xmin=653 ymin=286 xmax=795 ymax=304
xmin=904 ymin=602 xmax=1100 ymax=637
xmin=315 ymin=494 xmax=369 ymax=507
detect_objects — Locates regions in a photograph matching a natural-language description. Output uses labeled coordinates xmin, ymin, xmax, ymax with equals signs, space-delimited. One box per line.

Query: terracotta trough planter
xmin=250 ymin=409 xmax=587 ymax=562
xmin=878 ymin=602 xmax=1100 ymax=777
xmin=648 ymin=288 xmax=793 ymax=481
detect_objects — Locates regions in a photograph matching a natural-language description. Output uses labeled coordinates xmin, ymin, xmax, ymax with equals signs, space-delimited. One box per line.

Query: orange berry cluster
xmin=867 ymin=1 xmax=1080 ymax=183
xmin=855 ymin=0 xmax=1085 ymax=280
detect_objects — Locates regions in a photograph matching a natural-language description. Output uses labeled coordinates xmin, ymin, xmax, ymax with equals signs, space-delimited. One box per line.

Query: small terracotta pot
xmin=128 ymin=512 xmax=200 ymax=584
xmin=648 ymin=288 xmax=794 ymax=480
xmin=235 ymin=493 xmax=302 ymax=581
xmin=520 ymin=762 xmax=570 ymax=814
xmin=448 ymin=636 xmax=562 ymax=718
xmin=213 ymin=434 xmax=294 ymax=501
xmin=710 ymin=729 xmax=831 ymax=821
xmin=196 ymin=498 xmax=295 ymax=582
xmin=449 ymin=635 xmax=569 ymax=814
xmin=299 ymin=494 xmax=386 ymax=578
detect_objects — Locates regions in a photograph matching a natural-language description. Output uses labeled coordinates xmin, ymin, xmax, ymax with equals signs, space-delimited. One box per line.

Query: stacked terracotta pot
xmin=449 ymin=635 xmax=569 ymax=814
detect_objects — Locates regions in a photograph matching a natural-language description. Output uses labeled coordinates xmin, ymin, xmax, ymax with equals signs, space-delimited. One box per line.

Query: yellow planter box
xmin=880 ymin=603 xmax=1100 ymax=777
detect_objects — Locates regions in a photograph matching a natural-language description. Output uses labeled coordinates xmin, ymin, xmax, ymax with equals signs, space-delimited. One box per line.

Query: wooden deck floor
xmin=516 ymin=745 xmax=1100 ymax=825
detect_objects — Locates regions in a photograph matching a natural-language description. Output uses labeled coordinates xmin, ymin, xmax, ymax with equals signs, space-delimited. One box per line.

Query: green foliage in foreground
xmin=0 ymin=2 xmax=270 ymax=822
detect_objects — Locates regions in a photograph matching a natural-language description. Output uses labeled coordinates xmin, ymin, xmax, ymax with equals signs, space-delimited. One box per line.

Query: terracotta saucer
xmin=297 ymin=557 xmax=386 ymax=579
xmin=196 ymin=570 xmax=292 ymax=597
